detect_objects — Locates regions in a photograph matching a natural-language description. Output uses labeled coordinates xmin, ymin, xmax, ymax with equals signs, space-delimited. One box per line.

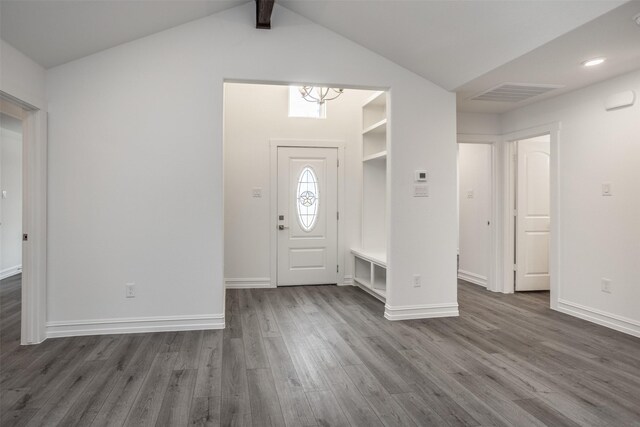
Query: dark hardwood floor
xmin=1 ymin=274 xmax=639 ymax=426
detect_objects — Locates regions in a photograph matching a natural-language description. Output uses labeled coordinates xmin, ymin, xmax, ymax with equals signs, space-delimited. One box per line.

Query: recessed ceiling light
xmin=582 ymin=58 xmax=606 ymax=67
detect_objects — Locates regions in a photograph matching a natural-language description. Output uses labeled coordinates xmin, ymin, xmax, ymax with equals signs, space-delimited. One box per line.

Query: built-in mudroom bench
xmin=351 ymin=248 xmax=386 ymax=301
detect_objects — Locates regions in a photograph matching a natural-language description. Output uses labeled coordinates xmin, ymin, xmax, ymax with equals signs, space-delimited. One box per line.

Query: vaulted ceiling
xmin=0 ymin=0 xmax=246 ymax=69
xmin=279 ymin=0 xmax=625 ymax=91
xmin=1 ymin=0 xmax=638 ymax=113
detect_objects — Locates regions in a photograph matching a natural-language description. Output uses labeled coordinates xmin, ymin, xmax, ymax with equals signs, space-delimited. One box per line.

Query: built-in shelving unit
xmin=352 ymin=91 xmax=388 ymax=302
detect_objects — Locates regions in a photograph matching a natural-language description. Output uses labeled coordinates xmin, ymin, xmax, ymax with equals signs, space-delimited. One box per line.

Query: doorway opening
xmin=222 ymin=82 xmax=387 ymax=292
xmin=0 ymin=94 xmax=48 ymax=345
xmin=503 ymin=123 xmax=560 ymax=310
xmin=1 ymin=109 xmax=24 ymax=348
xmin=457 ymin=142 xmax=493 ymax=289
xmin=1 ymin=111 xmax=23 ymax=281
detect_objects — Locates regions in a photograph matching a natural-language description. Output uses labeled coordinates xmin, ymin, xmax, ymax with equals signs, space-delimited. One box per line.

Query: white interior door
xmin=277 ymin=147 xmax=338 ymax=286
xmin=516 ymin=137 xmax=551 ymax=291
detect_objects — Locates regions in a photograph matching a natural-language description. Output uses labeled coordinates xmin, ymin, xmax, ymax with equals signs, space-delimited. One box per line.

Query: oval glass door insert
xmin=296 ymin=166 xmax=319 ymax=232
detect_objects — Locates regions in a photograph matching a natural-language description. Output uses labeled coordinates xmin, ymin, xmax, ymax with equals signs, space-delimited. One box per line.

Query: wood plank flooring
xmin=2 ymin=274 xmax=640 ymax=426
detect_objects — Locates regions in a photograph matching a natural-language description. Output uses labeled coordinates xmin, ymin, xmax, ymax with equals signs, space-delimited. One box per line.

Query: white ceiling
xmin=279 ymin=0 xmax=624 ymax=91
xmin=1 ymin=0 xmax=635 ymax=115
xmin=457 ymin=1 xmax=640 ymax=113
xmin=0 ymin=0 xmax=246 ymax=68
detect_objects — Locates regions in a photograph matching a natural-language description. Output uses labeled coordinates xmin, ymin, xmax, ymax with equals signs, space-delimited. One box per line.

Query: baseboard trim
xmin=384 ymin=302 xmax=459 ymax=321
xmin=339 ymin=275 xmax=353 ymax=286
xmin=225 ymin=278 xmax=273 ymax=289
xmin=457 ymin=270 xmax=487 ymax=287
xmin=46 ymin=314 xmax=225 ymax=338
xmin=557 ymin=299 xmax=640 ymax=338
xmin=0 ymin=265 xmax=22 ymax=280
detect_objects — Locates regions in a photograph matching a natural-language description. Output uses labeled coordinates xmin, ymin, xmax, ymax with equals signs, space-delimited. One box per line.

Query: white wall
xmin=45 ymin=2 xmax=457 ymax=333
xmin=0 ymin=39 xmax=46 ymax=110
xmin=457 ymin=143 xmax=491 ymax=286
xmin=224 ymin=83 xmax=373 ymax=285
xmin=1 ymin=126 xmax=23 ymax=278
xmin=501 ymin=69 xmax=640 ymax=335
xmin=457 ymin=112 xmax=501 ymax=136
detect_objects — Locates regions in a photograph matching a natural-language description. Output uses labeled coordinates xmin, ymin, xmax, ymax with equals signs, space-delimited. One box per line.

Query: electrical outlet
xmin=601 ymin=278 xmax=612 ymax=294
xmin=413 ymin=275 xmax=421 ymax=288
xmin=125 ymin=283 xmax=136 ymax=298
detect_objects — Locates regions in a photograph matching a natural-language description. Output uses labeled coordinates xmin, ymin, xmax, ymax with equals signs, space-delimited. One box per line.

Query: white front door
xmin=516 ymin=137 xmax=551 ymax=291
xmin=277 ymin=147 xmax=338 ymax=286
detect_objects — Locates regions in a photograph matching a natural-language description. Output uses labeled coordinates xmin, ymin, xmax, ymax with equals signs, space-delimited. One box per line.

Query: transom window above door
xmin=288 ymin=86 xmax=326 ymax=118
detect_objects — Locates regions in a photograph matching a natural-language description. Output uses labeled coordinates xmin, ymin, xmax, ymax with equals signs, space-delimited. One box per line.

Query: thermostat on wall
xmin=415 ymin=170 xmax=428 ymax=182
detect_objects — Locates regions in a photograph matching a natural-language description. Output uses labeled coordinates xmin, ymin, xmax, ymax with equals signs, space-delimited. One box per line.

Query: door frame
xmin=456 ymin=134 xmax=500 ymax=293
xmin=1 ymin=92 xmax=48 ymax=344
xmin=269 ymin=139 xmax=345 ymax=287
xmin=502 ymin=122 xmax=560 ymax=310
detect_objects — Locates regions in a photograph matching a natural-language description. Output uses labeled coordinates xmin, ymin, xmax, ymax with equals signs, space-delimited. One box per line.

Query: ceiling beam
xmin=256 ymin=0 xmax=275 ymax=29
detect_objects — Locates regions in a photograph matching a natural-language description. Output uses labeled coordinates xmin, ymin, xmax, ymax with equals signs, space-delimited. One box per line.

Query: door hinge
xmin=23 ymin=233 xmax=28 ymax=242
xmin=337 ymin=211 xmax=340 ymax=220
xmin=513 ymin=209 xmax=517 ymax=217
xmin=337 ymin=265 xmax=339 ymax=273
xmin=337 ymin=158 xmax=340 ymax=167
xmin=513 ymin=264 xmax=517 ymax=272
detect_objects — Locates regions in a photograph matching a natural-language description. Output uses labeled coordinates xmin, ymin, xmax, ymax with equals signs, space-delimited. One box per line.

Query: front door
xmin=277 ymin=147 xmax=338 ymax=286
xmin=516 ymin=137 xmax=551 ymax=291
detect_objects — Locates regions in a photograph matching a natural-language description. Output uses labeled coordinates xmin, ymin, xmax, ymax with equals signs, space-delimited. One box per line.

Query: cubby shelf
xmin=352 ymin=249 xmax=387 ymax=302
xmin=363 ymin=151 xmax=387 ymax=163
xmin=363 ymin=91 xmax=386 ymax=109
xmin=353 ymin=277 xmax=386 ymax=299
xmin=362 ymin=119 xmax=387 ymax=135
xmin=351 ymin=248 xmax=386 ymax=267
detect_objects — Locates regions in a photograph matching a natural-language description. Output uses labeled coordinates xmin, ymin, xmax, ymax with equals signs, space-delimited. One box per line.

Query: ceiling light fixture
xmin=634 ymin=13 xmax=640 ymax=26
xmin=582 ymin=58 xmax=606 ymax=67
xmin=299 ymin=87 xmax=344 ymax=104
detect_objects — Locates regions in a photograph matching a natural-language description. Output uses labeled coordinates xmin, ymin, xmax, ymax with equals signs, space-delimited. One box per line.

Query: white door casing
xmin=1 ymin=94 xmax=48 ymax=344
xmin=277 ymin=147 xmax=338 ymax=286
xmin=516 ymin=137 xmax=551 ymax=291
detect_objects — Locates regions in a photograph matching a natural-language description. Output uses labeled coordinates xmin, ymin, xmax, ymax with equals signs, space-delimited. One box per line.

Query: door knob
xmin=279 ymin=225 xmax=289 ymax=230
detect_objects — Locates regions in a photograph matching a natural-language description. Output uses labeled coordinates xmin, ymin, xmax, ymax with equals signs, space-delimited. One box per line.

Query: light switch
xmin=466 ymin=189 xmax=474 ymax=199
xmin=252 ymin=188 xmax=262 ymax=198
xmin=601 ymin=183 xmax=612 ymax=196
xmin=414 ymin=184 xmax=429 ymax=197
xmin=415 ymin=170 xmax=428 ymax=182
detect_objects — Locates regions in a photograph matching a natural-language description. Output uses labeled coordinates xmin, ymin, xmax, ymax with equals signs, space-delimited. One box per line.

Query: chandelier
xmin=299 ymin=86 xmax=344 ymax=104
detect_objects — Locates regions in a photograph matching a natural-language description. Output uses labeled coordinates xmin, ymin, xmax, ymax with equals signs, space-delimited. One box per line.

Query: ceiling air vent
xmin=470 ymin=83 xmax=564 ymax=103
